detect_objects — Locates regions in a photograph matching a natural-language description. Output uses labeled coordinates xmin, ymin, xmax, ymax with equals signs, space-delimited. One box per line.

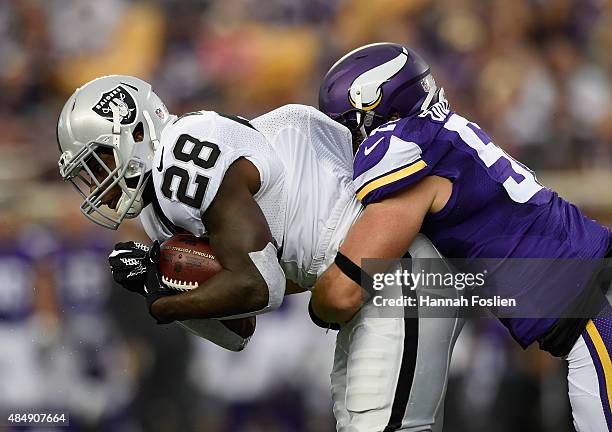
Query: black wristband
xmin=308 ymin=299 xmax=341 ymax=331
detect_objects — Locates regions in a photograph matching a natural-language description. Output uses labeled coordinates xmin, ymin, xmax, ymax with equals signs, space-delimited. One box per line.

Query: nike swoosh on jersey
xmin=364 ymin=136 xmax=384 ymax=156
xmin=156 ymin=147 xmax=164 ymax=172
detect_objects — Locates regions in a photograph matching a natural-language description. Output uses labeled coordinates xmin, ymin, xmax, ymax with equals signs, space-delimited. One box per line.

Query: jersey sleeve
xmin=352 ymin=114 xmax=447 ymax=205
xmin=152 ymin=111 xmax=272 ymax=235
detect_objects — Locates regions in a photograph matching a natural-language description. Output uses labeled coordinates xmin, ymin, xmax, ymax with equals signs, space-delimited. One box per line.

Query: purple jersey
xmin=353 ymin=99 xmax=611 ymax=347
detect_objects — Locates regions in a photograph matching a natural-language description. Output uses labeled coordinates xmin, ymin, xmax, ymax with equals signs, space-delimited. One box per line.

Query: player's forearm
xmin=312 ymin=290 xmax=361 ymax=324
xmin=151 ymin=269 xmax=268 ymax=321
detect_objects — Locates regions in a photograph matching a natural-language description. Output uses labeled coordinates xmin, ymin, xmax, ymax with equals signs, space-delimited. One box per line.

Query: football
xmin=159 ymin=234 xmax=222 ymax=292
xmin=159 ymin=234 xmax=256 ymax=339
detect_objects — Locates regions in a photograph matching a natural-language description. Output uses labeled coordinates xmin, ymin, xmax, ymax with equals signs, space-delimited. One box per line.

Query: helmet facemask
xmin=59 ymin=102 xmax=150 ymax=230
xmin=57 ymin=75 xmax=173 ymax=230
xmin=329 ymin=107 xmax=383 ymax=151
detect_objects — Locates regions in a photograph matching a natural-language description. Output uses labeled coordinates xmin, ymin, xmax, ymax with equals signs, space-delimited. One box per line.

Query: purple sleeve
xmin=353 ymin=116 xmax=447 ymax=204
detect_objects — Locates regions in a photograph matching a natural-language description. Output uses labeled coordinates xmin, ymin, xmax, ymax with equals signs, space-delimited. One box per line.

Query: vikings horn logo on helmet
xmin=92 ymin=85 xmax=137 ymax=125
xmin=348 ymin=47 xmax=409 ymax=111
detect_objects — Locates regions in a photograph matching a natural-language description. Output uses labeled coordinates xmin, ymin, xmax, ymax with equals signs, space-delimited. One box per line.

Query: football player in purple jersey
xmin=314 ymin=42 xmax=612 ymax=431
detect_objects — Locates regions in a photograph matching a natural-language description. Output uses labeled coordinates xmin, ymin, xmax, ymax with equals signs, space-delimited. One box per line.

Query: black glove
xmin=109 ymin=240 xmax=175 ymax=323
xmin=308 ymin=299 xmax=341 ymax=331
xmin=108 ymin=241 xmax=150 ymax=295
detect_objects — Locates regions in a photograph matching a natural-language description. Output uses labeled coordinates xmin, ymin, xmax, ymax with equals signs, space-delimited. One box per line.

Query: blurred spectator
xmin=45 ymin=0 xmax=165 ymax=93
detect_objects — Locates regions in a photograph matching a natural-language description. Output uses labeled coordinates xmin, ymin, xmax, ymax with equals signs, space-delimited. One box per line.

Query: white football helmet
xmin=57 ymin=75 xmax=175 ymax=229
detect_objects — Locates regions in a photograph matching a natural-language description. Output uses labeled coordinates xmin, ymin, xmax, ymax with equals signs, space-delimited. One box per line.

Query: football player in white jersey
xmin=56 ymin=75 xmax=367 ymax=351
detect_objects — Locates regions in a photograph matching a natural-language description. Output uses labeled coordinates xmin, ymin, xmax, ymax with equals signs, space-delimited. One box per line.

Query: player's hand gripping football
xmin=108 ymin=241 xmax=175 ymax=323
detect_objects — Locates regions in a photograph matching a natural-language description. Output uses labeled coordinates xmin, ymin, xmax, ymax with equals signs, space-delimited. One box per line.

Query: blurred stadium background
xmin=1 ymin=0 xmax=611 ymax=430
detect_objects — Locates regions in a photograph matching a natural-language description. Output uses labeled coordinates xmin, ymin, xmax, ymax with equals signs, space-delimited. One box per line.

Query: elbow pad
xmin=222 ymin=242 xmax=286 ymax=320
xmin=176 ymin=319 xmax=250 ymax=352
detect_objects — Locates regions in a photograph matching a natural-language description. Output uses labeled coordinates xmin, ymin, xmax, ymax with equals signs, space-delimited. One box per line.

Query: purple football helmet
xmin=319 ymin=42 xmax=440 ymax=137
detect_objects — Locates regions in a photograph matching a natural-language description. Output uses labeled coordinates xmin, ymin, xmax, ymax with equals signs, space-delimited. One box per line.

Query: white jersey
xmin=140 ymin=104 xmax=362 ymax=288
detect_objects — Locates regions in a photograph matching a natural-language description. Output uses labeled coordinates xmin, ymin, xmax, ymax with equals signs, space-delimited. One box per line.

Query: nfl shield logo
xmin=92 ymin=85 xmax=137 ymax=125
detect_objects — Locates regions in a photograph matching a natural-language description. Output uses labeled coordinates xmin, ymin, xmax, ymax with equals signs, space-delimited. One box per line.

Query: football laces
xmin=161 ymin=276 xmax=199 ymax=292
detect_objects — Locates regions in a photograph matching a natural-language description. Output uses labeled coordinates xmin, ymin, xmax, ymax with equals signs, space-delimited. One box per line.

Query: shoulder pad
xmin=352 ymin=114 xmax=445 ymax=204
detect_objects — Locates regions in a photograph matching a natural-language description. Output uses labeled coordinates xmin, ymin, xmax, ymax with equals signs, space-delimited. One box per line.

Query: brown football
xmin=159 ymin=234 xmax=222 ymax=292
xmin=159 ymin=234 xmax=256 ymax=339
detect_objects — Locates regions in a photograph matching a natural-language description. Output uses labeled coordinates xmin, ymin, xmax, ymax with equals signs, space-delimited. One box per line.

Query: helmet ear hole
xmin=132 ymin=122 xmax=144 ymax=142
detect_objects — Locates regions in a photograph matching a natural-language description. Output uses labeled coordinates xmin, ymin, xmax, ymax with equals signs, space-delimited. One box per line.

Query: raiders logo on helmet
xmin=92 ymin=85 xmax=137 ymax=125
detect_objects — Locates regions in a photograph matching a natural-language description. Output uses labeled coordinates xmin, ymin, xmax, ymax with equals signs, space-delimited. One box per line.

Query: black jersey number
xmin=173 ymin=134 xmax=220 ymax=169
xmin=161 ymin=134 xmax=221 ymax=209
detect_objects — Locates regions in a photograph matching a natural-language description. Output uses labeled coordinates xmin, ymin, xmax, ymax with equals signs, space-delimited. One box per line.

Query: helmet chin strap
xmin=110 ymin=102 xmax=122 ymax=148
xmin=108 ymin=101 xmax=147 ymax=220
xmin=142 ymin=110 xmax=160 ymax=151
xmin=109 ymin=102 xmax=123 ymax=170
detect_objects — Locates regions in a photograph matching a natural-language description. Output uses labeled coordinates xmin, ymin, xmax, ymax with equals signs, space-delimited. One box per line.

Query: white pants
xmin=330 ymin=235 xmax=464 ymax=431
xmin=330 ymin=233 xmax=612 ymax=431
xmin=566 ymin=319 xmax=612 ymax=431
